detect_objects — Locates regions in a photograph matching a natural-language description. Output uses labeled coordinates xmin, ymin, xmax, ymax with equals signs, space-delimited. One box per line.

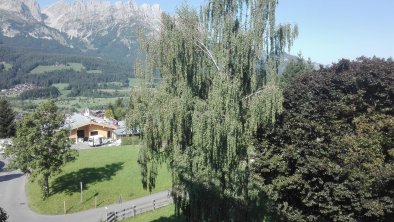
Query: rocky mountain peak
xmin=0 ymin=0 xmax=162 ymax=63
xmin=43 ymin=0 xmax=161 ymax=36
xmin=0 ymin=0 xmax=42 ymax=22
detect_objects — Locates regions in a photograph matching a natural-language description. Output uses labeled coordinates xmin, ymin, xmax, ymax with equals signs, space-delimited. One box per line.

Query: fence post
xmin=80 ymin=181 xmax=83 ymax=203
xmin=133 ymin=205 xmax=136 ymax=216
xmin=105 ymin=207 xmax=108 ymax=222
xmin=63 ymin=200 xmax=66 ymax=214
xmin=95 ymin=196 xmax=97 ymax=208
xmin=153 ymin=199 xmax=156 ymax=210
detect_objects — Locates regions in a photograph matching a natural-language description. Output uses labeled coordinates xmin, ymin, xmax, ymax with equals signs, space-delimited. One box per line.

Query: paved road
xmin=0 ymin=155 xmax=171 ymax=222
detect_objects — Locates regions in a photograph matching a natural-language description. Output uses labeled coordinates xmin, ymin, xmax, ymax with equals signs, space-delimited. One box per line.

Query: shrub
xmin=0 ymin=207 xmax=8 ymax=222
xmin=120 ymin=136 xmax=140 ymax=146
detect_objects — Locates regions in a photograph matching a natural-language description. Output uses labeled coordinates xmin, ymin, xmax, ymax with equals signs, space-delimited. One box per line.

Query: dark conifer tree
xmin=0 ymin=97 xmax=15 ymax=138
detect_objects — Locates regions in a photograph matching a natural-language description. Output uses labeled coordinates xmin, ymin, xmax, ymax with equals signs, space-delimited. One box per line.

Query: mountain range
xmin=0 ymin=0 xmax=161 ymax=63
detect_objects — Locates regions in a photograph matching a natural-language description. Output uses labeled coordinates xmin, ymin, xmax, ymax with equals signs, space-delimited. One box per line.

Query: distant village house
xmin=65 ymin=109 xmax=137 ymax=144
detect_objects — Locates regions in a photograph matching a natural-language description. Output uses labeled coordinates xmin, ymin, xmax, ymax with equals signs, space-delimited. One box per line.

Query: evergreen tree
xmin=0 ymin=97 xmax=15 ymax=138
xmin=4 ymin=101 xmax=77 ymax=198
xmin=127 ymin=0 xmax=297 ymax=220
xmin=107 ymin=98 xmax=126 ymax=120
xmin=280 ymin=54 xmax=313 ymax=87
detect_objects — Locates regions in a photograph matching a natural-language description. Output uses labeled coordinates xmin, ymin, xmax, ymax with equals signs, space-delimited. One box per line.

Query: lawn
xmin=1 ymin=61 xmax=13 ymax=71
xmin=10 ymin=96 xmax=126 ymax=112
xmin=87 ymin=70 xmax=103 ymax=74
xmin=55 ymin=97 xmax=127 ymax=110
xmin=52 ymin=83 xmax=69 ymax=90
xmin=30 ymin=63 xmax=75 ymax=74
xmin=52 ymin=83 xmax=72 ymax=98
xmin=100 ymin=89 xmax=131 ymax=94
xmin=29 ymin=63 xmax=97 ymax=74
xmin=129 ymin=78 xmax=144 ymax=88
xmin=121 ymin=205 xmax=185 ymax=222
xmin=26 ymin=145 xmax=172 ymax=215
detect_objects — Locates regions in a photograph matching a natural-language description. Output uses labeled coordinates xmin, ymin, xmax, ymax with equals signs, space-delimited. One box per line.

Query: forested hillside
xmin=0 ymin=45 xmax=132 ymax=96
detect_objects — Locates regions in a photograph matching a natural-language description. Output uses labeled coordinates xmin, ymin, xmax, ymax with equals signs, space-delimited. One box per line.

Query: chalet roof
xmin=71 ymin=121 xmax=118 ymax=130
xmin=64 ymin=113 xmax=118 ymax=130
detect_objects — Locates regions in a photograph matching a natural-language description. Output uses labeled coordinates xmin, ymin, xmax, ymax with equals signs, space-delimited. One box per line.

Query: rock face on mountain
xmin=0 ymin=0 xmax=42 ymax=22
xmin=0 ymin=0 xmax=70 ymax=48
xmin=0 ymin=0 xmax=161 ymax=62
xmin=43 ymin=0 xmax=160 ymax=50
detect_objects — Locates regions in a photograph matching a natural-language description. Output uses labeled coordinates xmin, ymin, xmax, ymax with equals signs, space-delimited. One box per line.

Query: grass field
xmin=30 ymin=63 xmax=99 ymax=74
xmin=10 ymin=96 xmax=127 ymax=112
xmin=100 ymin=89 xmax=131 ymax=93
xmin=121 ymin=205 xmax=185 ymax=222
xmin=27 ymin=145 xmax=172 ymax=214
xmin=54 ymin=97 xmax=127 ymax=110
xmin=87 ymin=70 xmax=103 ymax=74
xmin=129 ymin=78 xmax=144 ymax=88
xmin=1 ymin=61 xmax=13 ymax=71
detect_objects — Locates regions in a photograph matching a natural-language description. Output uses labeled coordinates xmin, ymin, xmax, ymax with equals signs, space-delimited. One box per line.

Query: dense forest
xmin=19 ymin=86 xmax=60 ymax=99
xmin=0 ymin=45 xmax=133 ymax=96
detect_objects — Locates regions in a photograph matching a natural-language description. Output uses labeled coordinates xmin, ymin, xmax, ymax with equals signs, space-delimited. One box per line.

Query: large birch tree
xmin=128 ymin=0 xmax=297 ymax=220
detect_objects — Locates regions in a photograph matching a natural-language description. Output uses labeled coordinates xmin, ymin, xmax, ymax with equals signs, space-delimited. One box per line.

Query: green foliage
xmin=4 ymin=100 xmax=77 ymax=198
xmin=0 ymin=97 xmax=15 ymax=138
xmin=280 ymin=54 xmax=313 ymax=87
xmin=106 ymin=98 xmax=126 ymax=120
xmin=121 ymin=136 xmax=140 ymax=146
xmin=0 ymin=45 xmax=131 ymax=90
xmin=19 ymin=86 xmax=60 ymax=99
xmin=0 ymin=207 xmax=8 ymax=222
xmin=254 ymin=58 xmax=394 ymax=221
xmin=104 ymin=109 xmax=115 ymax=119
xmin=128 ymin=0 xmax=297 ymax=221
xmin=113 ymin=98 xmax=126 ymax=120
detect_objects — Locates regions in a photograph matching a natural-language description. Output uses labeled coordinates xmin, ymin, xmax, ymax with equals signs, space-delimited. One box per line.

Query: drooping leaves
xmin=128 ymin=0 xmax=297 ymax=220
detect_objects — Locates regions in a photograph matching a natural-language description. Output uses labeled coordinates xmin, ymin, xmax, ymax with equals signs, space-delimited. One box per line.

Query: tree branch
xmin=195 ymin=40 xmax=220 ymax=71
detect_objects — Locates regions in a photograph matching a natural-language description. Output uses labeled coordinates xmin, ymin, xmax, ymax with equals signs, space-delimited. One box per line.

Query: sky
xmin=37 ymin=0 xmax=394 ymax=65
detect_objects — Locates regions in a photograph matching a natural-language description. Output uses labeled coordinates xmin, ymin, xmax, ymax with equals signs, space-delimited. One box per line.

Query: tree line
xmin=0 ymin=45 xmax=132 ymax=93
xmin=127 ymin=0 xmax=394 ymax=221
xmin=19 ymin=86 xmax=60 ymax=99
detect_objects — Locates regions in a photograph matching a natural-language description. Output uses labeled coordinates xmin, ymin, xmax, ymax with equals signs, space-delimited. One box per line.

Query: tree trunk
xmin=43 ymin=174 xmax=49 ymax=197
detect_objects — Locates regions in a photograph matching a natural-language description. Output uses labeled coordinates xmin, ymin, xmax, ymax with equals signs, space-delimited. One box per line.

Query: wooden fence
xmin=105 ymin=197 xmax=173 ymax=222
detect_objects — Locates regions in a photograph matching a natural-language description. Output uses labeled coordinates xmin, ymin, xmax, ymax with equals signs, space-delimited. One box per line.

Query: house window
xmin=77 ymin=130 xmax=85 ymax=138
xmin=107 ymin=131 xmax=111 ymax=138
xmin=91 ymin=131 xmax=98 ymax=136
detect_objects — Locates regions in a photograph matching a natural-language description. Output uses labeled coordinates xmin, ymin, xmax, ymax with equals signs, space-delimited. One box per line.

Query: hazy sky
xmin=37 ymin=0 xmax=394 ymax=65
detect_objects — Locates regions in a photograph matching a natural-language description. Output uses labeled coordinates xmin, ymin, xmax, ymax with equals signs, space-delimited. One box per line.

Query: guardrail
xmin=105 ymin=196 xmax=173 ymax=222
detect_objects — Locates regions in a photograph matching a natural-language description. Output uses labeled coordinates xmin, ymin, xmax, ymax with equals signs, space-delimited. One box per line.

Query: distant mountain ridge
xmin=0 ymin=0 xmax=161 ymax=63
xmin=0 ymin=0 xmax=42 ymax=22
